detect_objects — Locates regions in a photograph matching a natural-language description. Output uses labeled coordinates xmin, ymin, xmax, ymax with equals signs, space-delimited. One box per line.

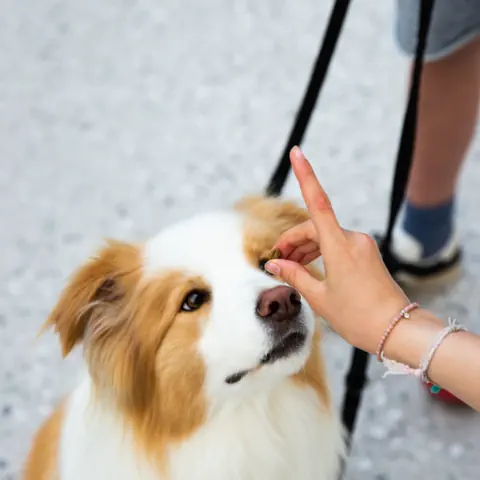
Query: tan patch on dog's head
xmin=236 ymin=195 xmax=330 ymax=406
xmin=43 ymin=240 xmax=207 ymax=464
xmin=236 ymin=195 xmax=310 ymax=268
xmin=236 ymin=195 xmax=323 ymax=277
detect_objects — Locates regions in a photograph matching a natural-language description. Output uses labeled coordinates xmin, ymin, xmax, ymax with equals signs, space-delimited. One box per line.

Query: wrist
xmin=382 ymin=308 xmax=444 ymax=368
xmin=364 ymin=293 xmax=411 ymax=355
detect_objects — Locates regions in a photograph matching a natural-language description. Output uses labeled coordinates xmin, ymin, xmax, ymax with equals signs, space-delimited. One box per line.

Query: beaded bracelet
xmin=419 ymin=317 xmax=468 ymax=392
xmin=380 ymin=317 xmax=468 ymax=394
xmin=376 ymin=302 xmax=419 ymax=362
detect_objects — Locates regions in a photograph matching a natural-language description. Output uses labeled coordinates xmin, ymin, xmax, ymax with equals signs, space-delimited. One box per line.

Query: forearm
xmin=383 ymin=308 xmax=480 ymax=411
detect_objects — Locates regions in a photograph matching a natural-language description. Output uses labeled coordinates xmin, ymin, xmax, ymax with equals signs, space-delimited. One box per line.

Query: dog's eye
xmin=181 ymin=290 xmax=209 ymax=312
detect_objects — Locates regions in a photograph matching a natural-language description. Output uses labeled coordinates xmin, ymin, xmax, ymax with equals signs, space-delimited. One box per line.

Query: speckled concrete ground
xmin=1 ymin=0 xmax=479 ymax=479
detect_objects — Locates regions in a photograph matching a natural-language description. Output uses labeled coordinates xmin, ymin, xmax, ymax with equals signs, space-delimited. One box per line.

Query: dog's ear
xmin=235 ymin=195 xmax=310 ymax=233
xmin=42 ymin=240 xmax=140 ymax=357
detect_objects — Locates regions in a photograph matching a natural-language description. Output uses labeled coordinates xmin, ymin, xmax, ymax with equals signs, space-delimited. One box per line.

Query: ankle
xmin=401 ymin=197 xmax=455 ymax=258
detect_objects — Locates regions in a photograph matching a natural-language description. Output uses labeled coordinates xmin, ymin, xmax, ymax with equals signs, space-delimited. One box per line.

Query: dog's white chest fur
xmin=59 ymin=376 xmax=344 ymax=480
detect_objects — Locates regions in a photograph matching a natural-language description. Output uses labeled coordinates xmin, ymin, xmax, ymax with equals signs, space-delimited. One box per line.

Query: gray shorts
xmin=395 ymin=0 xmax=480 ymax=61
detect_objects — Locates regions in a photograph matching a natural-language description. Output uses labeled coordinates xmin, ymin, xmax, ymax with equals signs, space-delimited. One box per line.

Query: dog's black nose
xmin=256 ymin=286 xmax=302 ymax=324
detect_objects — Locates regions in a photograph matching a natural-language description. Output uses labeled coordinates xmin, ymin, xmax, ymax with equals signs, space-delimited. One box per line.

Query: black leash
xmin=341 ymin=3 xmax=436 ymax=466
xmin=379 ymin=0 xmax=436 ymax=269
xmin=266 ymin=0 xmax=352 ymax=197
xmin=264 ymin=0 xmax=436 ymax=476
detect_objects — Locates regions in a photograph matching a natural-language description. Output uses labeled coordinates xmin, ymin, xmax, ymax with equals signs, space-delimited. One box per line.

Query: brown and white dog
xmin=24 ymin=196 xmax=345 ymax=480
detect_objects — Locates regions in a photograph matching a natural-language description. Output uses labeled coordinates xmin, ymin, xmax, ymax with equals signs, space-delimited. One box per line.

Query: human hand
xmin=265 ymin=146 xmax=410 ymax=354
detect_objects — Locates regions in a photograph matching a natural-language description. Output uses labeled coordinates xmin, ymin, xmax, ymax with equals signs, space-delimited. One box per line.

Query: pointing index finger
xmin=290 ymin=146 xmax=346 ymax=251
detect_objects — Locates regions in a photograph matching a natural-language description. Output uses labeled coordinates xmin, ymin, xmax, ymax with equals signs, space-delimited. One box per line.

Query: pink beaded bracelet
xmin=376 ymin=302 xmax=419 ymax=362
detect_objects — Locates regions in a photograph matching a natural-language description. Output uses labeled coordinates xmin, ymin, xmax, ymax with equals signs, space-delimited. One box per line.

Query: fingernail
xmin=290 ymin=146 xmax=304 ymax=163
xmin=265 ymin=261 xmax=281 ymax=276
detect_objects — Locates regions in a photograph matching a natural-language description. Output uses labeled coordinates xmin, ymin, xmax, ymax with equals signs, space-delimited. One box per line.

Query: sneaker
xmin=374 ymin=223 xmax=462 ymax=289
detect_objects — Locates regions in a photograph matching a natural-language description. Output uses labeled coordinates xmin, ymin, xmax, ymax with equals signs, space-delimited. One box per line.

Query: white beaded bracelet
xmin=380 ymin=317 xmax=468 ymax=395
xmin=419 ymin=317 xmax=468 ymax=393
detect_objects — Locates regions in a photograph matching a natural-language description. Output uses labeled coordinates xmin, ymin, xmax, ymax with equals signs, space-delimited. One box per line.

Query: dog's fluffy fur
xmin=24 ymin=196 xmax=345 ymax=480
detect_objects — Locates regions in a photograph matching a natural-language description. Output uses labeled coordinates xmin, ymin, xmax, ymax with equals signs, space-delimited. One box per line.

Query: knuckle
xmin=313 ymin=191 xmax=332 ymax=213
xmin=353 ymin=232 xmax=377 ymax=253
xmin=287 ymin=267 xmax=299 ymax=286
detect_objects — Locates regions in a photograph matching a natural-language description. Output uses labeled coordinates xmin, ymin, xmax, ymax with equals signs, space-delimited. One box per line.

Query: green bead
xmin=430 ymin=385 xmax=441 ymax=394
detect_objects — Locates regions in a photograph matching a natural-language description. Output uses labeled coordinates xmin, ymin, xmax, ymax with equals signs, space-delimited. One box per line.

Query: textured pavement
xmin=1 ymin=0 xmax=480 ymax=479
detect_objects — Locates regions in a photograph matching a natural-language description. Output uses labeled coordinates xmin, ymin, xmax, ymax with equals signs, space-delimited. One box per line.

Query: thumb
xmin=265 ymin=259 xmax=322 ymax=304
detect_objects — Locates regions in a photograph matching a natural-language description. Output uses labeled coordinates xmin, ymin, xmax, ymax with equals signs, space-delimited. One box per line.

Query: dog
xmin=23 ymin=195 xmax=345 ymax=480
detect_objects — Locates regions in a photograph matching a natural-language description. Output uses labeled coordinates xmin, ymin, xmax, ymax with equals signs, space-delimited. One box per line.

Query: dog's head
xmin=44 ymin=196 xmax=328 ymax=451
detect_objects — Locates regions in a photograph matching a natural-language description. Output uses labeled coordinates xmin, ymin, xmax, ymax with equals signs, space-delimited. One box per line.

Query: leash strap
xmin=264 ymin=0 xmax=436 ymax=476
xmin=339 ymin=5 xmax=436 ymax=475
xmin=266 ymin=0 xmax=352 ymax=197
xmin=343 ymin=0 xmax=436 ymax=445
xmin=339 ymin=5 xmax=436 ymax=469
xmin=380 ymin=0 xmax=436 ymax=264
